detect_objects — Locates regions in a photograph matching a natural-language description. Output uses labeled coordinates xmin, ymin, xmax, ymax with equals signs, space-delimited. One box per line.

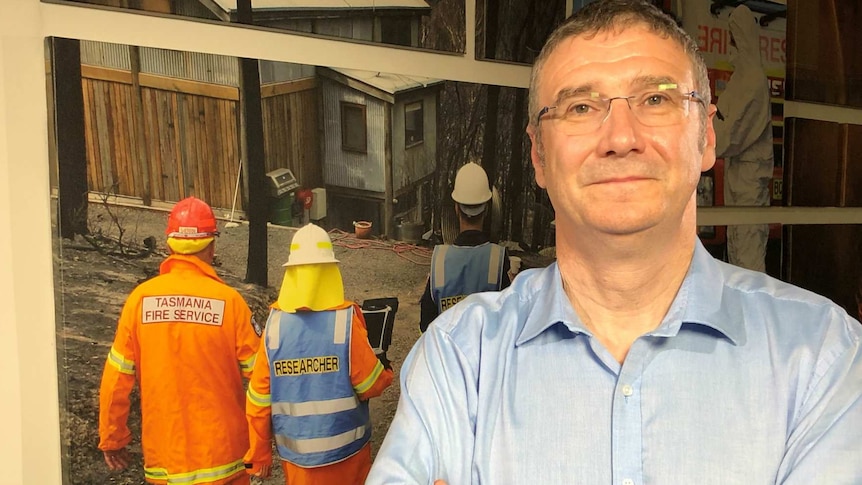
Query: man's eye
xmin=566 ymin=103 xmax=593 ymax=115
xmin=644 ymin=93 xmax=670 ymax=106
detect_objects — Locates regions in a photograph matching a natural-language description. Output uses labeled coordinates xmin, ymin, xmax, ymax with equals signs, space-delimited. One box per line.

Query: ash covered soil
xmin=56 ymin=202 xmax=433 ymax=484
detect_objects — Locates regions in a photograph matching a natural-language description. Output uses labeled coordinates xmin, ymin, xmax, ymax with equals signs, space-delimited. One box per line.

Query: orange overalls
xmin=99 ymin=254 xmax=261 ymax=485
xmin=244 ymin=301 xmax=394 ymax=485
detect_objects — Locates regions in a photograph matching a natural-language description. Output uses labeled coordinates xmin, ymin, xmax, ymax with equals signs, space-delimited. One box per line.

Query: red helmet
xmin=166 ymin=196 xmax=219 ymax=239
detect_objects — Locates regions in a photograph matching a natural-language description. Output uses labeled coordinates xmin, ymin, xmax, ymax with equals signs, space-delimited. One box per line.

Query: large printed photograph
xmin=46 ymin=0 xmax=862 ymax=483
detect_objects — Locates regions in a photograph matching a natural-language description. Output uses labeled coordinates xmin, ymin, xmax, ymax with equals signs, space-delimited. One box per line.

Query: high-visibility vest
xmin=265 ymin=307 xmax=371 ymax=467
xmin=430 ymin=242 xmax=506 ymax=314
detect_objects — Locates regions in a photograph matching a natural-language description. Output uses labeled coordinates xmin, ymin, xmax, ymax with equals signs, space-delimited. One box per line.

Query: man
xmin=714 ymin=4 xmax=775 ymax=272
xmin=368 ymin=1 xmax=862 ymax=484
xmin=99 ymin=196 xmax=260 ymax=485
xmin=419 ymin=162 xmax=511 ymax=332
xmin=244 ymin=223 xmax=393 ymax=485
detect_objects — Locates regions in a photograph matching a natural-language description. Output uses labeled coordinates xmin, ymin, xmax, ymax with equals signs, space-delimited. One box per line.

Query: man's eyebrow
xmin=630 ymin=75 xmax=678 ymax=89
xmin=551 ymin=85 xmax=595 ymax=106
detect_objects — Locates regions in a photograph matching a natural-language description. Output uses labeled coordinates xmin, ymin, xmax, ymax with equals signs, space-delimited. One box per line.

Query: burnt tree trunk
xmin=237 ymin=0 xmax=268 ymax=286
xmin=507 ymin=89 xmax=527 ymax=242
xmin=52 ymin=37 xmax=89 ymax=240
xmin=480 ymin=2 xmax=500 ymax=185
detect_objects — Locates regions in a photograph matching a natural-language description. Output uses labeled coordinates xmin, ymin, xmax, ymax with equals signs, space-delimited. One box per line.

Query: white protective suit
xmin=714 ymin=5 xmax=775 ymax=272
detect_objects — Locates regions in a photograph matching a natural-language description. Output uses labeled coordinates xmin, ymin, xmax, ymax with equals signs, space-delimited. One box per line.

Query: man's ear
xmin=527 ymin=125 xmax=547 ymax=189
xmin=701 ymin=104 xmax=717 ymax=173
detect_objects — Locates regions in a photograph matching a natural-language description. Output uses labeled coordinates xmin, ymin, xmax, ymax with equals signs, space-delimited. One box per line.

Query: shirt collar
xmin=516 ymin=241 xmax=743 ymax=347
xmin=453 ymin=230 xmax=490 ymax=246
xmin=271 ymin=300 xmax=355 ymax=312
xmin=160 ymin=253 xmax=224 ymax=284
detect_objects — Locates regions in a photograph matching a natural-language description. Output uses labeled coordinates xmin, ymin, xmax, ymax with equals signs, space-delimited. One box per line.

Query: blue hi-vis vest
xmin=430 ymin=242 xmax=505 ymax=314
xmin=265 ymin=307 xmax=370 ymax=467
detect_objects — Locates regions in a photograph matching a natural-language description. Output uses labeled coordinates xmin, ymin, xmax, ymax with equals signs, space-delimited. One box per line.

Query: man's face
xmin=528 ymin=26 xmax=716 ymax=239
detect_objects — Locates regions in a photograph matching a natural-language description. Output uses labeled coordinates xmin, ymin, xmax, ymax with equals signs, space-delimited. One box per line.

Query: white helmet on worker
xmin=451 ymin=162 xmax=492 ymax=217
xmin=283 ymin=223 xmax=340 ymax=267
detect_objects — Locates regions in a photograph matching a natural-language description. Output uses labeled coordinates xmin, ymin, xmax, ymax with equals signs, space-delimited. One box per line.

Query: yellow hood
xmin=277 ymin=262 xmax=345 ymax=312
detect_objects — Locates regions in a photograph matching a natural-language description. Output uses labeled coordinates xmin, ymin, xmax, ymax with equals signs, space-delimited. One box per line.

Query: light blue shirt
xmin=368 ymin=242 xmax=862 ymax=484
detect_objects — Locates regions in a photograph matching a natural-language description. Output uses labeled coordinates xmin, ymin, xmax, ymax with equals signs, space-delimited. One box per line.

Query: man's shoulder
xmin=130 ymin=272 xmax=247 ymax=304
xmin=716 ymin=262 xmax=859 ymax=339
xmin=719 ymin=263 xmax=835 ymax=309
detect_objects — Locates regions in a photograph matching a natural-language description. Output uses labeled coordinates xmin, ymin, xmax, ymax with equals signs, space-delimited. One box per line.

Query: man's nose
xmin=597 ymin=97 xmax=643 ymax=156
xmin=601 ymin=96 xmax=635 ymax=122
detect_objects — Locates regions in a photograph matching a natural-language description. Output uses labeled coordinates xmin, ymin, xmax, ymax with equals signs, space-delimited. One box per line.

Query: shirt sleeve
xmin=775 ymin=311 xmax=862 ymax=484
xmin=233 ymin=295 xmax=260 ymax=378
xmin=98 ymin=295 xmax=139 ymax=451
xmin=366 ymin=324 xmax=476 ymax=484
xmin=244 ymin=337 xmax=273 ymax=473
xmin=350 ymin=305 xmax=393 ymax=400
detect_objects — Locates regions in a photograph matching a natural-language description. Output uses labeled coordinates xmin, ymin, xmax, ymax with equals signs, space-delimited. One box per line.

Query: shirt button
xmin=621 ymin=384 xmax=633 ymax=397
xmin=623 ymin=479 xmax=634 ymax=485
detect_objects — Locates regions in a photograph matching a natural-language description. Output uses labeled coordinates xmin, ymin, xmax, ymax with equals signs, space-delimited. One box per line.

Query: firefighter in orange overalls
xmin=244 ymin=223 xmax=394 ymax=484
xmin=98 ymin=196 xmax=261 ymax=485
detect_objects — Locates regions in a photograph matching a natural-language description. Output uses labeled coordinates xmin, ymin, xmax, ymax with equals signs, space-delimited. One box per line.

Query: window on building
xmin=341 ymin=102 xmax=367 ymax=153
xmin=405 ymin=101 xmax=424 ymax=147
xmin=380 ymin=16 xmax=413 ymax=47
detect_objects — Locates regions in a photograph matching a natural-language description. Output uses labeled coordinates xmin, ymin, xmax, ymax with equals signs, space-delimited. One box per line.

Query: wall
xmin=321 ymin=77 xmax=388 ymax=193
xmin=783 ymin=0 xmax=862 ymax=314
xmin=391 ymin=90 xmax=438 ymax=194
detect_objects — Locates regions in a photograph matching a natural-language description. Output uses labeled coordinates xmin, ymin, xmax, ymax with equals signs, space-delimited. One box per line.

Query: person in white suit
xmin=714 ymin=4 xmax=775 ymax=272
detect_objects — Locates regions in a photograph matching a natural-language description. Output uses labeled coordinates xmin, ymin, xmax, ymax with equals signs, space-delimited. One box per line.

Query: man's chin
xmin=590 ymin=218 xmax=661 ymax=238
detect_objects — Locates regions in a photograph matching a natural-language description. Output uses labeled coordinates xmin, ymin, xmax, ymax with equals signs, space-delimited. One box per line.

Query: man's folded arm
xmin=366 ymin=327 xmax=477 ymax=484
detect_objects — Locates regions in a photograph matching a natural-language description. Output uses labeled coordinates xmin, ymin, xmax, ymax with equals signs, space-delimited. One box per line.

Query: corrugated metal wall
xmin=172 ymin=0 xmax=220 ymax=20
xmin=265 ymin=19 xmax=313 ymax=33
xmin=311 ymin=17 xmax=374 ymax=41
xmin=81 ymin=41 xmax=322 ymax=87
xmin=81 ymin=41 xmax=239 ymax=86
xmin=140 ymin=48 xmax=238 ymax=86
xmin=81 ymin=41 xmax=130 ymax=70
xmin=321 ymin=78 xmax=387 ymax=192
xmin=260 ymin=61 xmax=316 ymax=84
xmin=391 ymin=92 xmax=437 ymax=193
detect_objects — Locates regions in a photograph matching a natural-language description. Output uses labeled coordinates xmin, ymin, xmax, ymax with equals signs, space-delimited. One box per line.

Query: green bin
xmin=270 ymin=193 xmax=294 ymax=226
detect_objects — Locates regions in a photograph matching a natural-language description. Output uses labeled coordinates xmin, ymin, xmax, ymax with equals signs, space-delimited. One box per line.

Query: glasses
xmin=536 ymin=84 xmax=706 ymax=135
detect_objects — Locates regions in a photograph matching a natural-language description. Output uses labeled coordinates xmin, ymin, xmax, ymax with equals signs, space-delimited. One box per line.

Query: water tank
xmin=310 ymin=187 xmax=327 ymax=220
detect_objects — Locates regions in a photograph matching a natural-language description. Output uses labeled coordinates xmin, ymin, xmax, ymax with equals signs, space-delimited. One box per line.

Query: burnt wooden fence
xmin=81 ymin=65 xmax=320 ymax=212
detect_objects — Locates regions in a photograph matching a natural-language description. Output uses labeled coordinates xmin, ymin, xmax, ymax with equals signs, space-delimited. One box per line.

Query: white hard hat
xmin=452 ymin=162 xmax=493 ymax=206
xmin=283 ymin=224 xmax=340 ymax=267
